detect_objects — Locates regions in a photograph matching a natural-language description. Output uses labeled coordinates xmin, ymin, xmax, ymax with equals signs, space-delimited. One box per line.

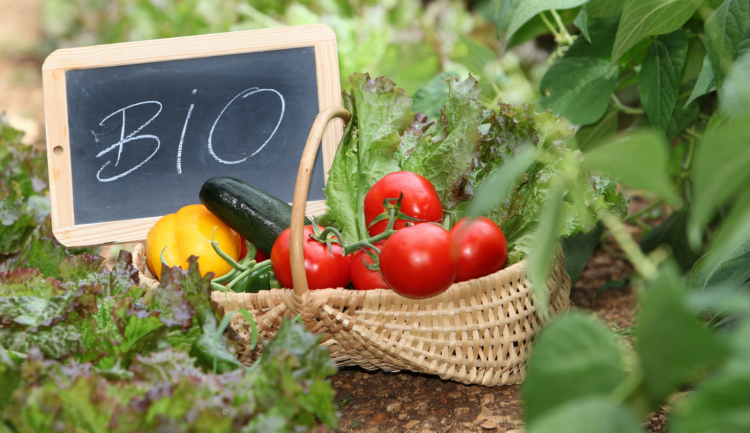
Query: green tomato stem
xmin=209 ymin=226 xmax=248 ymax=272
xmin=212 ymin=268 xmax=239 ymax=284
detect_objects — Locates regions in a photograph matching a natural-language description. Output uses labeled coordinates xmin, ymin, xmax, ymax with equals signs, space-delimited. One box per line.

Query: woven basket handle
xmin=291 ymin=107 xmax=352 ymax=298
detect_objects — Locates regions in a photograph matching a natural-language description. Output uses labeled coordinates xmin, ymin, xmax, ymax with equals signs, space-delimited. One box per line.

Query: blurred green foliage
xmin=34 ymin=1 xmax=750 ymax=431
xmin=40 ymin=0 xmax=545 ymax=103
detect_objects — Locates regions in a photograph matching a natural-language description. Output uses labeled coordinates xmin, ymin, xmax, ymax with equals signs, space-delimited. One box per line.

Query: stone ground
xmin=0 ymin=6 xmax=667 ymax=432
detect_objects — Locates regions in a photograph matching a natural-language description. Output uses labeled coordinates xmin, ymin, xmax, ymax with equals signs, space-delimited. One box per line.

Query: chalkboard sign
xmin=43 ymin=25 xmax=342 ymax=247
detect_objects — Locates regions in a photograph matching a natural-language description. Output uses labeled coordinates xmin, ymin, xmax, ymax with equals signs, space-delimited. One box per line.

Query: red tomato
xmin=450 ymin=217 xmax=508 ymax=282
xmin=239 ymin=236 xmax=269 ymax=262
xmin=270 ymin=225 xmax=351 ymax=290
xmin=350 ymin=242 xmax=389 ymax=291
xmin=255 ymin=249 xmax=269 ymax=262
xmin=379 ymin=224 xmax=458 ymax=298
xmin=364 ymin=171 xmax=443 ymax=236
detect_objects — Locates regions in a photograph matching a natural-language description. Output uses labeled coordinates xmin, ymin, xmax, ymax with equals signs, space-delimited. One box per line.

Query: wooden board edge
xmin=314 ymin=40 xmax=344 ymax=185
xmin=42 ymin=24 xmax=336 ymax=71
xmin=53 ymin=200 xmax=329 ymax=247
xmin=43 ymin=24 xmax=341 ymax=248
xmin=42 ymin=67 xmax=75 ymax=229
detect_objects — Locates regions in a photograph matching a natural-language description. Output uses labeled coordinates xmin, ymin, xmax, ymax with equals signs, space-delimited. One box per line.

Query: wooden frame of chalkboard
xmin=43 ymin=24 xmax=342 ymax=247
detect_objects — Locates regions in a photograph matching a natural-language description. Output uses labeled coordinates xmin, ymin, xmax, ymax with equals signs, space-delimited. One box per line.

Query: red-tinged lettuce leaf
xmin=145 ymin=288 xmax=193 ymax=330
xmin=0 ymin=181 xmax=37 ymax=256
xmin=0 ymin=120 xmax=50 ymax=256
xmin=0 ymin=343 xmax=21 ymax=409
xmin=58 ymin=253 xmax=104 ymax=283
xmin=246 ymin=319 xmax=338 ymax=432
xmin=4 ymin=321 xmax=338 ymax=432
xmin=452 ymin=103 xmax=628 ymax=263
xmin=144 ymin=270 xmax=195 ymax=331
xmin=396 ymin=112 xmax=434 ymax=165
xmin=401 ymin=75 xmax=483 ymax=208
xmin=1 ymin=321 xmax=85 ymax=360
xmin=161 ymin=256 xmax=212 ymax=313
xmin=0 ymin=290 xmax=81 ymax=331
xmin=0 ymin=268 xmax=63 ymax=297
xmin=100 ymin=250 xmax=140 ymax=297
xmin=156 ymin=257 xmax=241 ymax=373
xmin=12 ymin=236 xmax=70 ymax=279
xmin=5 ymin=348 xmax=116 ymax=432
xmin=324 ymin=73 xmax=415 ymax=242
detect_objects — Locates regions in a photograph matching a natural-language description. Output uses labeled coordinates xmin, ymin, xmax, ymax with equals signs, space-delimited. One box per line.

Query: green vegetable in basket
xmin=234 ymin=265 xmax=274 ymax=293
xmin=324 ymin=73 xmax=628 ymax=263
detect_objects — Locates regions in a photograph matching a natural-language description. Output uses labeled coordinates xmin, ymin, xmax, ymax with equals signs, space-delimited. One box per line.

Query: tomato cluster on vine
xmin=269 ymin=171 xmax=508 ymax=298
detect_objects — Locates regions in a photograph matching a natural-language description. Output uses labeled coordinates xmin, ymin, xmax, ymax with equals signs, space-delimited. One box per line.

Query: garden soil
xmin=0 ymin=5 xmax=666 ymax=431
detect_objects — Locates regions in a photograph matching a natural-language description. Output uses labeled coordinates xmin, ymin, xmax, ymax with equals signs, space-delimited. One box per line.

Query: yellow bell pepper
xmin=146 ymin=204 xmax=241 ymax=280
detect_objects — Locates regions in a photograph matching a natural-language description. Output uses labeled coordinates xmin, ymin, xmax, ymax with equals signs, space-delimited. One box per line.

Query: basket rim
xmin=132 ymin=242 xmax=560 ymax=303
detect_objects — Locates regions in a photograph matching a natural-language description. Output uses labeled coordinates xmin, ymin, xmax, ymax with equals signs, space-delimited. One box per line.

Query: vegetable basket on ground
xmin=133 ymin=107 xmax=572 ymax=387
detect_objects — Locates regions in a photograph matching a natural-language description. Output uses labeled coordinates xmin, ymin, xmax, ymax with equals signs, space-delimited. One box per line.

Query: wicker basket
xmin=131 ymin=107 xmax=572 ymax=387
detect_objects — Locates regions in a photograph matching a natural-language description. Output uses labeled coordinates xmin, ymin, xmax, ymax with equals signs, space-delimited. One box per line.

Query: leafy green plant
xmin=40 ymin=0 xmax=547 ymax=105
xmin=487 ymin=0 xmax=750 ymax=431
xmin=0 ymin=120 xmax=337 ymax=432
xmin=0 ymin=119 xmax=50 ymax=259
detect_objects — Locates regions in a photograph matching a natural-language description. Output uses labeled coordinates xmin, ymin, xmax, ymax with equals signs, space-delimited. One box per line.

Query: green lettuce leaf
xmin=324 ymin=73 xmax=415 ymax=241
xmin=402 ymin=75 xmax=483 ymax=208
xmin=452 ymin=104 xmax=627 ymax=263
xmin=0 ymin=120 xmax=50 ymax=256
xmin=3 ymin=320 xmax=338 ymax=433
xmin=324 ymin=76 xmax=628 ymax=263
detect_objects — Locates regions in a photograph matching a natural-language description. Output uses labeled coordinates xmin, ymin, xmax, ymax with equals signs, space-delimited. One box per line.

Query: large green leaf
xmin=689 ymin=239 xmax=750 ymax=293
xmin=638 ymin=31 xmax=689 ymax=134
xmin=688 ymin=114 xmax=750 ymax=247
xmin=539 ymin=57 xmax=619 ymax=125
xmin=574 ymin=6 xmax=591 ymax=43
xmin=641 ymin=208 xmax=701 ymax=271
xmin=737 ymin=25 xmax=750 ymax=59
xmin=588 ymin=0 xmax=627 ymax=17
xmin=583 ymin=130 xmax=677 ymax=202
xmin=701 ymin=186 xmax=750 ymax=275
xmin=670 ymin=355 xmax=750 ymax=433
xmin=611 ymin=0 xmax=702 ymax=65
xmin=505 ymin=0 xmax=590 ymax=46
xmin=637 ymin=269 xmax=727 ymax=407
xmin=526 ymin=398 xmax=643 ymax=433
xmin=667 ymin=99 xmax=700 ymax=142
xmin=523 ymin=314 xmax=626 ymax=422
xmin=685 ymin=56 xmax=717 ymax=107
xmin=562 ymin=222 xmax=606 ymax=285
xmin=575 ymin=106 xmax=619 ymax=151
xmin=402 ymin=76 xmax=483 ymax=209
xmin=720 ymin=51 xmax=750 ymax=116
xmin=467 ymin=147 xmax=536 ymax=218
xmin=411 ymin=72 xmax=455 ymax=122
xmin=527 ymin=179 xmax=565 ymax=313
xmin=324 ymin=74 xmax=415 ymax=242
xmin=564 ymin=16 xmax=620 ymax=59
xmin=704 ymin=0 xmax=750 ymax=85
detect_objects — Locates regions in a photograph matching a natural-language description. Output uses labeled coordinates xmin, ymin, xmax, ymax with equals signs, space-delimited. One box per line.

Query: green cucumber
xmin=199 ymin=177 xmax=311 ymax=256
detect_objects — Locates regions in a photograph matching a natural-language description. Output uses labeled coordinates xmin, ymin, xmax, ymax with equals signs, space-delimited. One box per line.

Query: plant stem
xmin=623 ymin=199 xmax=665 ymax=222
xmin=684 ymin=127 xmax=702 ymax=139
xmin=611 ymin=94 xmax=645 ymax=115
xmin=550 ymin=9 xmax=574 ymax=45
xmin=209 ymin=227 xmax=248 ymax=271
xmin=631 ymin=216 xmax=652 ymax=234
xmin=683 ymin=134 xmax=695 ymax=171
xmin=600 ymin=211 xmax=657 ymax=280
xmin=539 ymin=12 xmax=561 ymax=39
